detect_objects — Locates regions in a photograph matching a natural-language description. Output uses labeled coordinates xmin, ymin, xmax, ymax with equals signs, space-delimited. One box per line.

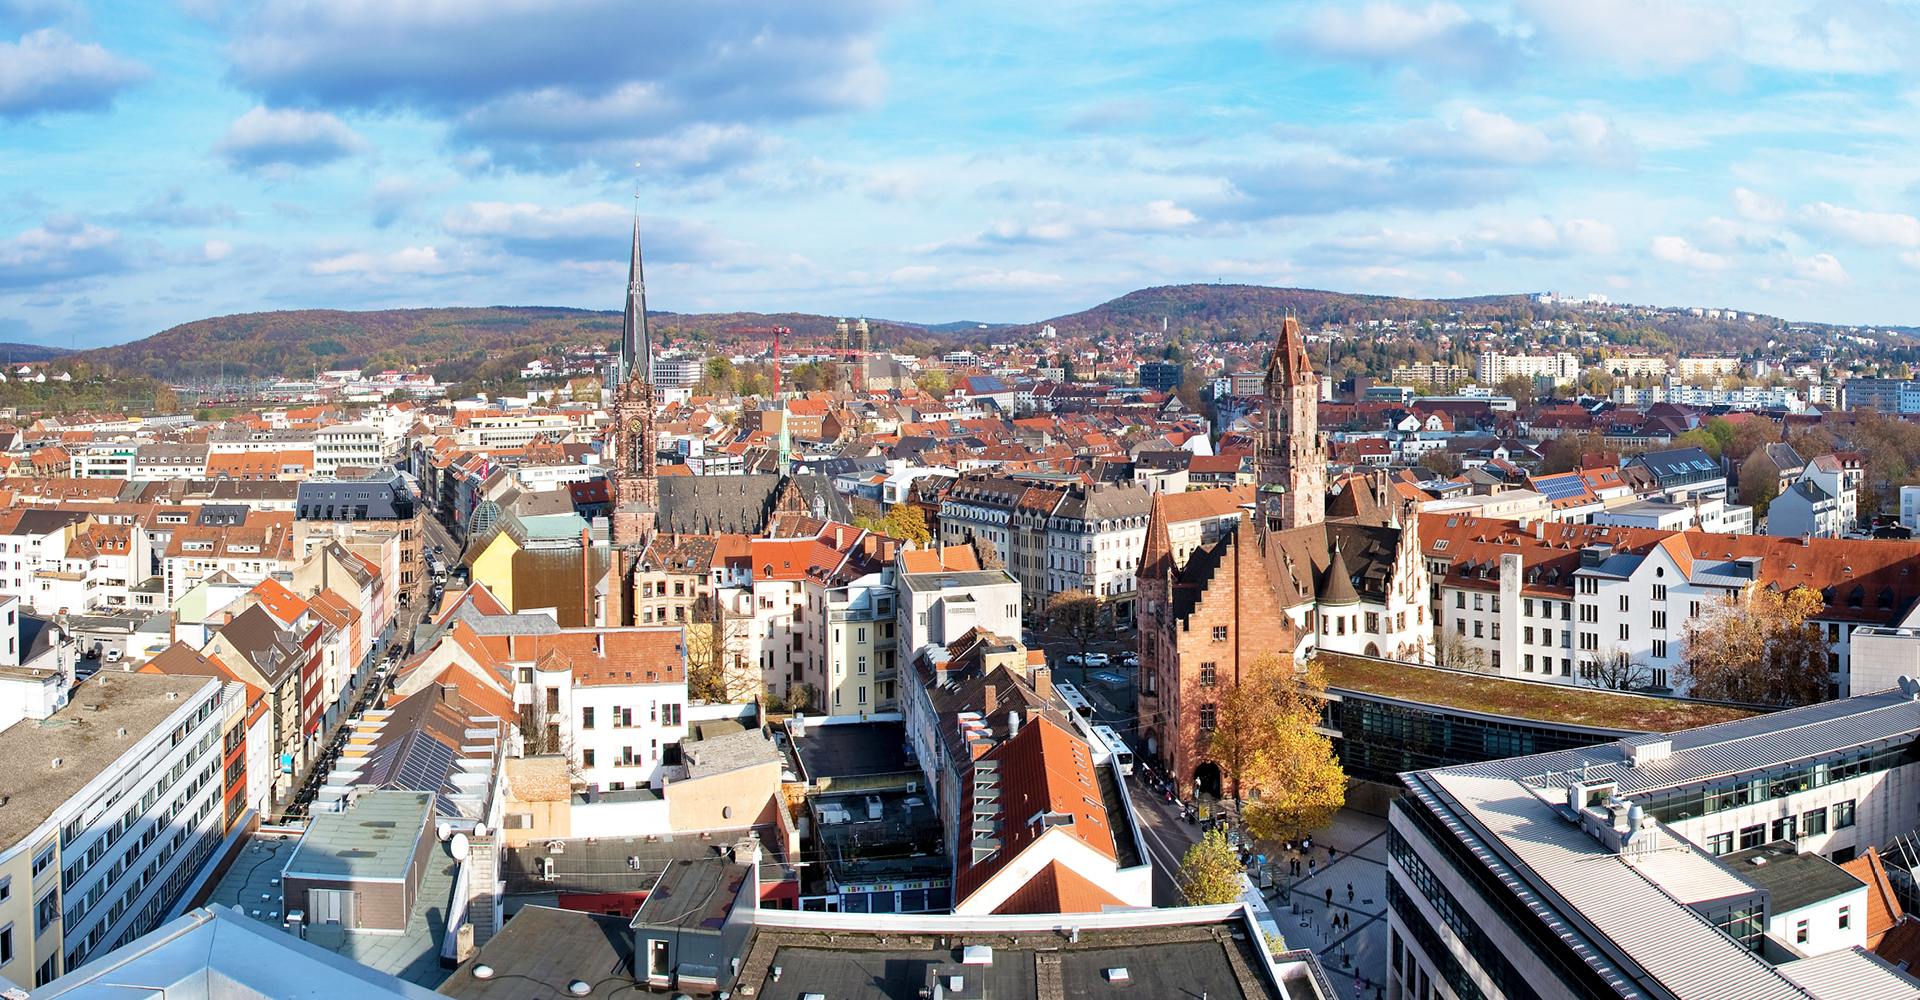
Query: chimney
xmin=1535 ymin=519 xmax=1545 ymax=540
xmin=441 ymin=683 xmax=459 ymax=706
xmin=1007 ymin=709 xmax=1020 ymax=737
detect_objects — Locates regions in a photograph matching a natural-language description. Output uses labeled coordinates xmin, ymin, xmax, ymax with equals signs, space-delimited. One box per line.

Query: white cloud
xmin=927 ymin=199 xmax=1200 ymax=251
xmin=1650 ymin=235 xmax=1733 ymax=270
xmin=213 ymin=106 xmax=366 ymax=170
xmin=226 ymin=0 xmax=896 ymax=172
xmin=1796 ymin=202 xmax=1920 ymax=247
xmin=1789 ymin=252 xmax=1850 ymax=285
xmin=1516 ymin=0 xmax=1738 ymax=72
xmin=1307 ymin=228 xmax=1470 ymax=260
xmin=1285 ymin=2 xmax=1519 ymax=83
xmin=203 ymin=240 xmax=231 ymax=260
xmin=1376 ymin=109 xmax=1636 ymax=168
xmin=0 ymin=28 xmax=148 ymax=118
xmin=1470 ymin=217 xmax=1619 ymax=256
xmin=0 ymin=214 xmax=127 ymax=289
xmin=1732 ymin=187 xmax=1786 ymax=222
xmin=308 ymin=246 xmax=444 ymax=276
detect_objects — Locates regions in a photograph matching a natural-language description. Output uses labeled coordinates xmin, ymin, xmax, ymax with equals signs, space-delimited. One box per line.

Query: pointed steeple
xmin=620 ymin=212 xmax=652 ymax=387
xmin=1265 ymin=315 xmax=1313 ymax=389
xmin=1317 ymin=539 xmax=1360 ymax=607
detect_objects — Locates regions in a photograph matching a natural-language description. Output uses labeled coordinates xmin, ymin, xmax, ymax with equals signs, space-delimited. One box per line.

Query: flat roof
xmin=0 ymin=672 xmax=216 ymax=847
xmin=634 ymin=857 xmax=751 ymax=932
xmin=206 ymin=826 xmax=460 ymax=990
xmin=793 ymin=721 xmax=911 ymax=780
xmin=738 ymin=921 xmax=1288 ymax=1000
xmin=284 ymin=790 xmax=434 ymax=881
xmin=901 ymin=570 xmax=1015 ymax=593
xmin=437 ymin=906 xmax=632 ymax=1000
xmin=1420 ymin=771 xmax=1812 ymax=1000
xmin=1724 ymin=842 xmax=1866 ymax=915
xmin=500 ymin=828 xmax=788 ymax=898
xmin=1319 ymin=653 xmax=1761 ymax=734
xmin=1433 ymin=685 xmax=1920 ymax=797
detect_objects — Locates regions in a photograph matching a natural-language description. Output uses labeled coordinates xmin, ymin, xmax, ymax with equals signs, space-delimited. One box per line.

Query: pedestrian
xmin=1309 ymin=858 xmax=1317 ymax=877
xmin=1347 ymin=882 xmax=1355 ymax=903
xmin=1325 ymin=887 xmax=1333 ymax=906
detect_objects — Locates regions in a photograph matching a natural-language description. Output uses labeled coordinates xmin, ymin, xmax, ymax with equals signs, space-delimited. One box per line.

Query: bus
xmin=1090 ymin=725 xmax=1134 ymax=776
xmin=1053 ymin=680 xmax=1095 ymax=721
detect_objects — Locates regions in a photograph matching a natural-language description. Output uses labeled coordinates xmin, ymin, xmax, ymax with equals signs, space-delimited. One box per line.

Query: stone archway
xmin=1194 ymin=762 xmax=1222 ymax=800
xmin=1364 ymin=642 xmax=1379 ymax=657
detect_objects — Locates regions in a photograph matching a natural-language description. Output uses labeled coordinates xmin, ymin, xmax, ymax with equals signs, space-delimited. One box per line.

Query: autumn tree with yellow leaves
xmin=1204 ymin=652 xmax=1347 ymax=842
xmin=1681 ymin=586 xmax=1830 ymax=706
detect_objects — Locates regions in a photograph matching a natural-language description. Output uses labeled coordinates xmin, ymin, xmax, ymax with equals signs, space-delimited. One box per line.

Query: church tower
xmin=1257 ymin=316 xmax=1326 ymax=533
xmin=610 ymin=216 xmax=659 ymax=546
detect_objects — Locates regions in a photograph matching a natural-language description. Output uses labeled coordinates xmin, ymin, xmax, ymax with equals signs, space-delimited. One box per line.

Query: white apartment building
xmin=1475 ymin=352 xmax=1580 ymax=387
xmin=0 ymin=673 xmax=228 ymax=989
xmin=312 ymin=425 xmax=385 ymax=475
xmin=1603 ymin=356 xmax=1670 ymax=378
xmin=68 ymin=444 xmax=137 ymax=480
xmin=0 ymin=599 xmax=70 ymax=734
xmin=1430 ymin=515 xmax=1915 ymax=698
xmin=897 ymin=564 xmax=1020 ymax=663
xmin=457 ymin=412 xmax=576 ymax=449
xmin=514 ymin=628 xmax=691 ymax=793
xmin=1677 ymin=356 xmax=1743 ymax=380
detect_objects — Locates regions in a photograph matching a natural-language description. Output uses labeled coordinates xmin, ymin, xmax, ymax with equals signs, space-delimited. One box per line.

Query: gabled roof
xmin=955 ymin=714 xmax=1116 ymax=908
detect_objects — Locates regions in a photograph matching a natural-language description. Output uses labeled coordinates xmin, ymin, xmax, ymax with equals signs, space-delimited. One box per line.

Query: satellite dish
xmin=471 ymin=822 xmax=487 ymax=839
xmin=451 ymin=833 xmax=470 ymax=862
xmin=437 ymin=822 xmax=453 ymax=842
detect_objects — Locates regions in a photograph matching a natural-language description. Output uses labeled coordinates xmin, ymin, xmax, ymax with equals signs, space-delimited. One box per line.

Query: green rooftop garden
xmin=1317 ymin=653 xmax=1764 ymax=733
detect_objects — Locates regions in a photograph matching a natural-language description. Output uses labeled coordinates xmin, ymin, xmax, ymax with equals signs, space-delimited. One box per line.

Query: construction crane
xmin=729 ymin=326 xmax=790 ymax=398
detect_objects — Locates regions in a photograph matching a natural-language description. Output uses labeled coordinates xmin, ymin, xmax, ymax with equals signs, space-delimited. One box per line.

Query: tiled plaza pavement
xmin=1249 ymin=809 xmax=1392 ymax=1000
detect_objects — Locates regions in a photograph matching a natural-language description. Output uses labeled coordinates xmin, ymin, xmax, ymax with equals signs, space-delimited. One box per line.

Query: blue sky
xmin=5 ymin=0 xmax=1920 ymax=347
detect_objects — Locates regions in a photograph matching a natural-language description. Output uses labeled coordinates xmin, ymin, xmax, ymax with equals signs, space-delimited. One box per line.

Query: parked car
xmin=1119 ymin=652 xmax=1139 ymax=667
xmin=104 ymin=649 xmax=123 ymax=663
xmin=1067 ymin=653 xmax=1111 ymax=668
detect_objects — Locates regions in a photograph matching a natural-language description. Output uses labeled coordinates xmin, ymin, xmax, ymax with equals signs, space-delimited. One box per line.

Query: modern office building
xmin=1390 ymin=684 xmax=1920 ymax=1000
xmin=0 ymin=672 xmax=229 ymax=988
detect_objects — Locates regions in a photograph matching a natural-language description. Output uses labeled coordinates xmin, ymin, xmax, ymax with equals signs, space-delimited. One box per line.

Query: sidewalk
xmin=1247 ymin=809 xmax=1392 ymax=998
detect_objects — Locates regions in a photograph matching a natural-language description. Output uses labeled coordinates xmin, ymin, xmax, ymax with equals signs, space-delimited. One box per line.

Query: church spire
xmin=620 ymin=210 xmax=652 ymax=387
xmin=610 ymin=211 xmax=659 ymax=548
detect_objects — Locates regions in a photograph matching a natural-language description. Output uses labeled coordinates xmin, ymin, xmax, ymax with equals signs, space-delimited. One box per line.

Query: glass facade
xmin=1634 ymin=741 xmax=1919 ymax=824
xmin=1389 ymin=829 xmax=1545 ymax=1000
xmin=1329 ymin=692 xmax=1625 ymax=782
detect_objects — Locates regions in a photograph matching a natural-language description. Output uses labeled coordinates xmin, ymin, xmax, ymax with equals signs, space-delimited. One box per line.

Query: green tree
xmin=705 ymin=356 xmax=735 ymax=389
xmin=1176 ymin=827 xmax=1243 ymax=906
xmin=881 ymin=503 xmax=932 ymax=546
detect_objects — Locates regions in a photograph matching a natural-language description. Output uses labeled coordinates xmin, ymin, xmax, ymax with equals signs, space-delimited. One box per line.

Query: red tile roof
xmin=955 ymin=715 xmax=1116 ymax=909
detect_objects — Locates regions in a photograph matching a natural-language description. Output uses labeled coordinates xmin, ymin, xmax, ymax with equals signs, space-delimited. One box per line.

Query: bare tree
xmin=1437 ymin=630 xmax=1489 ymax=672
xmin=515 ymin=713 xmax=584 ymax=782
xmin=687 ymin=593 xmax=757 ymax=703
xmin=1584 ymin=645 xmax=1653 ymax=692
xmin=1047 ymin=590 xmax=1107 ymax=669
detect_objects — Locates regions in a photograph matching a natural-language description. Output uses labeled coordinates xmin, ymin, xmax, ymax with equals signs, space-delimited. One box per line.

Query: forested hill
xmin=1007 ymin=285 xmax=1539 ymax=341
xmin=75 ymin=307 xmax=904 ymax=382
xmin=68 ymin=283 xmax=1896 ymax=384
